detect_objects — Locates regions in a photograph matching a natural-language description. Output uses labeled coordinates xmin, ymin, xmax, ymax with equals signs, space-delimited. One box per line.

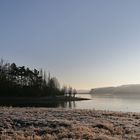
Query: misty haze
xmin=1 ymin=0 xmax=140 ymax=139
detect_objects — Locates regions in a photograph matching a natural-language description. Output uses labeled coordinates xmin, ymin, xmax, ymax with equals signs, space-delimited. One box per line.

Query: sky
xmin=1 ymin=0 xmax=140 ymax=90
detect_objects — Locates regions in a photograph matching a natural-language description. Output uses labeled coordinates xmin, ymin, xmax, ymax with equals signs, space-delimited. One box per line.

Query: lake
xmin=64 ymin=93 xmax=140 ymax=112
xmin=1 ymin=93 xmax=140 ymax=112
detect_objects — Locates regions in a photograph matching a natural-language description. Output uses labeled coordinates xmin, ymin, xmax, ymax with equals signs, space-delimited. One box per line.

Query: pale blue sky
xmin=1 ymin=0 xmax=140 ymax=89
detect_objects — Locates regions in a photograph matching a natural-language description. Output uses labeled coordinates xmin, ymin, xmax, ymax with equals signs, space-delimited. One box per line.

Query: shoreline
xmin=0 ymin=96 xmax=90 ymax=101
xmin=0 ymin=96 xmax=90 ymax=107
xmin=0 ymin=107 xmax=140 ymax=140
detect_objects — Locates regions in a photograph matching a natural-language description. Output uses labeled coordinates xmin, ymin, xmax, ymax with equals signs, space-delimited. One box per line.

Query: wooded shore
xmin=0 ymin=96 xmax=89 ymax=107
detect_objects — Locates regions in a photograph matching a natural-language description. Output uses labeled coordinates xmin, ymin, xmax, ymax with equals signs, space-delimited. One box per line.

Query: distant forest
xmin=0 ymin=59 xmax=77 ymax=97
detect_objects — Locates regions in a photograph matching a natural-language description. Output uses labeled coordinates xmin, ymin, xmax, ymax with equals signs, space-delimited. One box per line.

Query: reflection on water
xmin=0 ymin=98 xmax=76 ymax=108
xmin=1 ymin=94 xmax=140 ymax=112
xmin=74 ymin=93 xmax=140 ymax=112
xmin=65 ymin=101 xmax=76 ymax=109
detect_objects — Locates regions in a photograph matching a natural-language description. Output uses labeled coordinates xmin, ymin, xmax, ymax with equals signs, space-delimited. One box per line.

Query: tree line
xmin=0 ymin=59 xmax=77 ymax=97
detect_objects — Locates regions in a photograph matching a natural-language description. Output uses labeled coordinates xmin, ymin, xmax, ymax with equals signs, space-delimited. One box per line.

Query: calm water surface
xmin=66 ymin=93 xmax=140 ymax=112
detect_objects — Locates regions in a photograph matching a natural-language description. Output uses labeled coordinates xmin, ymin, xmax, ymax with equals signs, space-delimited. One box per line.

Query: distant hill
xmin=90 ymin=84 xmax=140 ymax=96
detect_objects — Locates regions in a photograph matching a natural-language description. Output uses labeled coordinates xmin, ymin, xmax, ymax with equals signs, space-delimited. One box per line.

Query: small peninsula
xmin=0 ymin=59 xmax=88 ymax=106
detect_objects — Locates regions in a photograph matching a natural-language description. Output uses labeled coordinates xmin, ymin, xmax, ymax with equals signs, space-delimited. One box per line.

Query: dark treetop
xmin=0 ymin=59 xmax=77 ymax=98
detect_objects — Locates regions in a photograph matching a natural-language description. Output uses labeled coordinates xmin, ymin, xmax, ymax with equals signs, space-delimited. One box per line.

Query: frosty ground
xmin=0 ymin=107 xmax=140 ymax=140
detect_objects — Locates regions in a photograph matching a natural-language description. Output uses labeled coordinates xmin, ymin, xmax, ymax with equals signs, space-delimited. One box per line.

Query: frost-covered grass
xmin=0 ymin=107 xmax=140 ymax=140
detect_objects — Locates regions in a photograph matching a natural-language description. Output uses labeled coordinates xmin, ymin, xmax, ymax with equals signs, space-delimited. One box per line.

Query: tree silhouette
xmin=0 ymin=59 xmax=77 ymax=98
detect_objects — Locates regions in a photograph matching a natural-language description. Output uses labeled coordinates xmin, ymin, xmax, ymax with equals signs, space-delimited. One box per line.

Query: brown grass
xmin=0 ymin=107 xmax=140 ymax=140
